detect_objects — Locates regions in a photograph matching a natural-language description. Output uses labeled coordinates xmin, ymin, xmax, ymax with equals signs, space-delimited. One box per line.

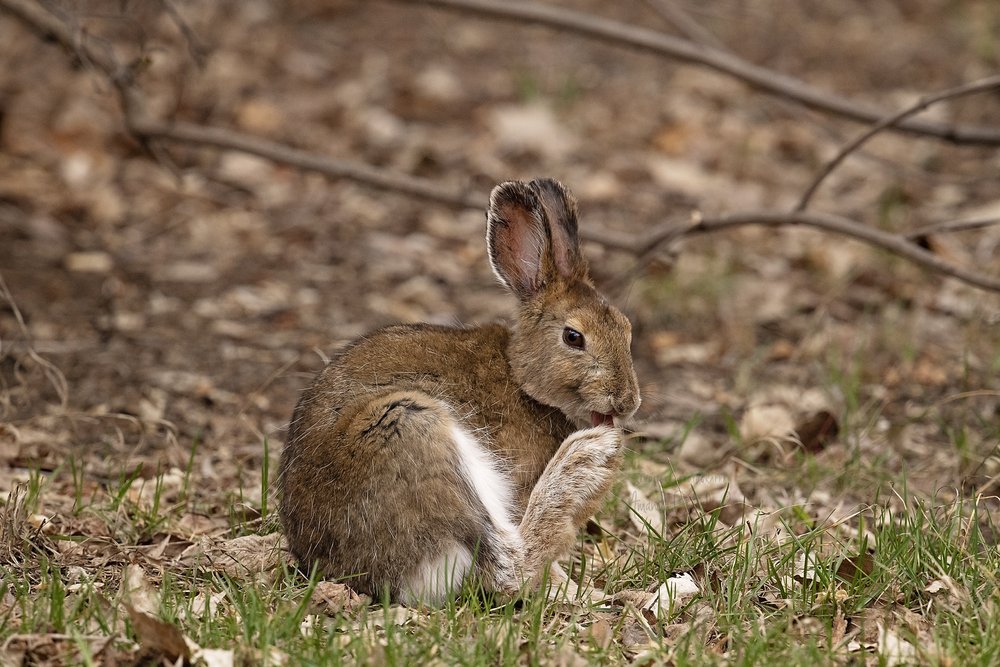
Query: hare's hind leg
xmin=344 ymin=391 xmax=524 ymax=604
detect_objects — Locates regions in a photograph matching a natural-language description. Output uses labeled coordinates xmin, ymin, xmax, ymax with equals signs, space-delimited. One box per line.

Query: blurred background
xmin=1 ymin=0 xmax=999 ymax=501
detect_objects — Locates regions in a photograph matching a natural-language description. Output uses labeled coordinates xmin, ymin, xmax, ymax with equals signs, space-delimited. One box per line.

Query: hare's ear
xmin=487 ymin=181 xmax=549 ymax=299
xmin=530 ymin=178 xmax=589 ymax=282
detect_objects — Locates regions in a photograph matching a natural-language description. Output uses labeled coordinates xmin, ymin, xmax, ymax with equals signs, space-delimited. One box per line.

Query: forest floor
xmin=1 ymin=0 xmax=999 ymax=664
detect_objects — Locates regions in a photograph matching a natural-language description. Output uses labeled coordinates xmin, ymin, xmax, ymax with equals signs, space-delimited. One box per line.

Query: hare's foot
xmin=518 ymin=425 xmax=623 ymax=574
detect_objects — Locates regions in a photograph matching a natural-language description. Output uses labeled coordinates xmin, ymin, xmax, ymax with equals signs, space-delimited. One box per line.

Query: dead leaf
xmin=191 ymin=590 xmax=227 ymax=617
xmin=125 ymin=604 xmax=194 ymax=663
xmin=203 ymin=532 xmax=288 ymax=578
xmin=836 ymin=552 xmax=875 ymax=581
xmin=624 ymin=481 xmax=664 ymax=535
xmin=795 ymin=410 xmax=840 ymax=453
xmin=619 ymin=617 xmax=653 ymax=654
xmin=645 ymin=574 xmax=700 ymax=620
xmin=740 ymin=404 xmax=796 ymax=443
xmin=120 ymin=563 xmax=196 ymax=662
xmin=64 ymin=251 xmax=113 ymax=273
xmin=488 ymin=103 xmax=577 ymax=159
xmin=607 ymin=589 xmax=653 ymax=608
xmin=121 ymin=563 xmax=158 ymax=616
xmin=585 ymin=618 xmax=613 ymax=650
xmin=0 ymin=634 xmax=115 ymax=666
xmin=367 ymin=605 xmax=422 ymax=629
xmin=678 ymin=431 xmax=725 ymax=467
xmin=877 ymin=623 xmax=917 ymax=667
xmin=831 ymin=609 xmax=847 ymax=647
xmin=310 ymin=581 xmax=370 ymax=615
xmin=194 ymin=647 xmax=236 ymax=667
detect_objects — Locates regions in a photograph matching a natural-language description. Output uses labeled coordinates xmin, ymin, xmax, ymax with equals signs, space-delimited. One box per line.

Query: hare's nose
xmin=612 ymin=392 xmax=640 ymax=418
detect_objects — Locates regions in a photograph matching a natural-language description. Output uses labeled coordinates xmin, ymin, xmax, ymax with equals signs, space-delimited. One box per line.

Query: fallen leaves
xmin=180 ymin=532 xmax=288 ymax=579
xmin=121 ymin=563 xmax=235 ymax=666
xmin=644 ymin=573 xmax=700 ymax=620
xmin=310 ymin=581 xmax=370 ymax=615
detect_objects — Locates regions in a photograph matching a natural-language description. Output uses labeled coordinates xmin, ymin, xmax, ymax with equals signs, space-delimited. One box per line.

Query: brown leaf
xmin=619 ymin=617 xmax=652 ymax=654
xmin=310 ymin=581 xmax=370 ymax=615
xmin=739 ymin=404 xmax=796 ymax=443
xmin=186 ymin=532 xmax=288 ymax=578
xmin=125 ymin=602 xmax=193 ymax=662
xmin=120 ymin=563 xmax=197 ymax=662
xmin=831 ymin=609 xmax=847 ymax=647
xmin=795 ymin=410 xmax=840 ymax=453
xmin=0 ymin=634 xmax=115 ymax=667
xmin=836 ymin=552 xmax=875 ymax=581
xmin=585 ymin=618 xmax=614 ymax=650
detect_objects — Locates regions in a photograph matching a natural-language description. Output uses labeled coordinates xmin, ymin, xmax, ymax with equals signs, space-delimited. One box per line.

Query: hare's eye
xmin=562 ymin=327 xmax=585 ymax=349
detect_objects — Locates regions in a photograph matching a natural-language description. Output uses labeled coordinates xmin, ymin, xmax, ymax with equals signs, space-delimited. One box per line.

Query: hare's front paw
xmin=518 ymin=425 xmax=625 ymax=568
xmin=562 ymin=425 xmax=623 ymax=470
xmin=546 ymin=425 xmax=624 ymax=520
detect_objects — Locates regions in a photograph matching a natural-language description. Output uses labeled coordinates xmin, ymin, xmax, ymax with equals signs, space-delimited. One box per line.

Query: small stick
xmin=796 ymin=75 xmax=1000 ymax=211
xmin=407 ymin=0 xmax=1000 ymax=145
xmin=2 ymin=0 xmax=999 ymax=294
xmin=905 ymin=216 xmax=1000 ymax=241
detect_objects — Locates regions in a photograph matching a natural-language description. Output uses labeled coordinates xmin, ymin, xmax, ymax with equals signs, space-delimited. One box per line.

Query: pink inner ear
xmin=494 ymin=202 xmax=545 ymax=296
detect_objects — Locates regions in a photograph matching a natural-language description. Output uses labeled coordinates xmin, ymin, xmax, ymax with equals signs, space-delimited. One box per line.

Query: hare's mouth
xmin=590 ymin=411 xmax=615 ymax=427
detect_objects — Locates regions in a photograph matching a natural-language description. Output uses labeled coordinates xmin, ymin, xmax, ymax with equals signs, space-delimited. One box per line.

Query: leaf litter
xmin=1 ymin=0 xmax=999 ymax=664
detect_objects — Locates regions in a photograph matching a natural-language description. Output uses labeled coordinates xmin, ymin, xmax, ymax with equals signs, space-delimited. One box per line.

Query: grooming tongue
xmin=591 ymin=411 xmax=614 ymax=427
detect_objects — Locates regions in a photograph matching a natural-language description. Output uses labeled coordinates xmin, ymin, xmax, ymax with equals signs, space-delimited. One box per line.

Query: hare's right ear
xmin=486 ymin=181 xmax=548 ymax=300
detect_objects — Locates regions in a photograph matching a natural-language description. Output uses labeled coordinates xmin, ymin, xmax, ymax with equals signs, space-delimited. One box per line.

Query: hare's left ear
xmin=529 ymin=178 xmax=589 ymax=282
xmin=486 ymin=181 xmax=549 ymax=300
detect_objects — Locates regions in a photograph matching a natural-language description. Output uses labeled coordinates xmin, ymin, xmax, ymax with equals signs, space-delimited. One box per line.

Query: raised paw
xmin=517 ymin=425 xmax=626 ymax=568
xmin=560 ymin=425 xmax=624 ymax=470
xmin=538 ymin=425 xmax=624 ymax=520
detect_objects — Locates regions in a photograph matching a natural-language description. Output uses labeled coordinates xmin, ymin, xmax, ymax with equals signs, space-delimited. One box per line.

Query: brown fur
xmin=279 ymin=178 xmax=640 ymax=602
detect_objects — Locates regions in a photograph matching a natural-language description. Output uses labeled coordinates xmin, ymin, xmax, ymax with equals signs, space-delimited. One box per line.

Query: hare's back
xmin=301 ymin=322 xmax=517 ymax=426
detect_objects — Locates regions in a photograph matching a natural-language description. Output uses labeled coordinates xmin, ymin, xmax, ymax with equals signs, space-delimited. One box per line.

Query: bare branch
xmin=3 ymin=0 xmax=999 ymax=294
xmin=637 ymin=211 xmax=1000 ymax=292
xmin=1 ymin=0 xmax=485 ymax=208
xmin=797 ymin=75 xmax=1000 ymax=211
xmin=406 ymin=0 xmax=1000 ymax=145
xmin=159 ymin=0 xmax=207 ymax=67
xmin=643 ymin=0 xmax=726 ymax=52
xmin=133 ymin=119 xmax=489 ymax=209
xmin=906 ymin=216 xmax=1000 ymax=241
xmin=4 ymin=0 xmax=146 ymax=122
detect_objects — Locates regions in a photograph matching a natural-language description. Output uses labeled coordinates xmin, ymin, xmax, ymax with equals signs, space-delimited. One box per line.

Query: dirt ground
xmin=1 ymin=0 xmax=999 ymax=661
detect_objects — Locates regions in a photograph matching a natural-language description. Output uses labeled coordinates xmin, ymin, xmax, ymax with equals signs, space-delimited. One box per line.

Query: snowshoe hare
xmin=279 ymin=178 xmax=640 ymax=604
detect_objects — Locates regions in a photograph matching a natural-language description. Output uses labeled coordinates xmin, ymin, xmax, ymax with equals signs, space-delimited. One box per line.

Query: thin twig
xmin=643 ymin=0 xmax=726 ymax=52
xmin=406 ymin=0 xmax=1000 ymax=145
xmin=797 ymin=75 xmax=1000 ymax=211
xmin=906 ymin=216 xmax=1000 ymax=241
xmin=3 ymin=0 xmax=999 ymax=294
xmin=159 ymin=0 xmax=207 ymax=66
xmin=132 ymin=119 xmax=489 ymax=209
xmin=0 ymin=274 xmax=70 ymax=407
xmin=637 ymin=210 xmax=1000 ymax=292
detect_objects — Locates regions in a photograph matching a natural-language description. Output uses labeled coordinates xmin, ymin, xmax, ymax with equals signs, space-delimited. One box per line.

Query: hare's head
xmin=487 ymin=178 xmax=640 ymax=428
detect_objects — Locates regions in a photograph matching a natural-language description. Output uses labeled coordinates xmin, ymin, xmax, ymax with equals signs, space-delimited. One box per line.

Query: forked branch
xmin=2 ymin=0 xmax=998 ymax=293
xmin=797 ymin=75 xmax=1000 ymax=211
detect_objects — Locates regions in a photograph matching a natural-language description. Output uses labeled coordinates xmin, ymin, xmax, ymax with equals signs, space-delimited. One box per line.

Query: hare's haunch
xmin=279 ymin=179 xmax=640 ymax=603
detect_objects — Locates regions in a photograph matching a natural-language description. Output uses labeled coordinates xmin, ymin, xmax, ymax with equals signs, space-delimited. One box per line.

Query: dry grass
xmin=1 ymin=0 xmax=999 ymax=664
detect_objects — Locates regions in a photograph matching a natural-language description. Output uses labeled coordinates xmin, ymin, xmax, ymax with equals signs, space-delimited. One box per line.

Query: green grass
xmin=3 ymin=393 xmax=1000 ymax=665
